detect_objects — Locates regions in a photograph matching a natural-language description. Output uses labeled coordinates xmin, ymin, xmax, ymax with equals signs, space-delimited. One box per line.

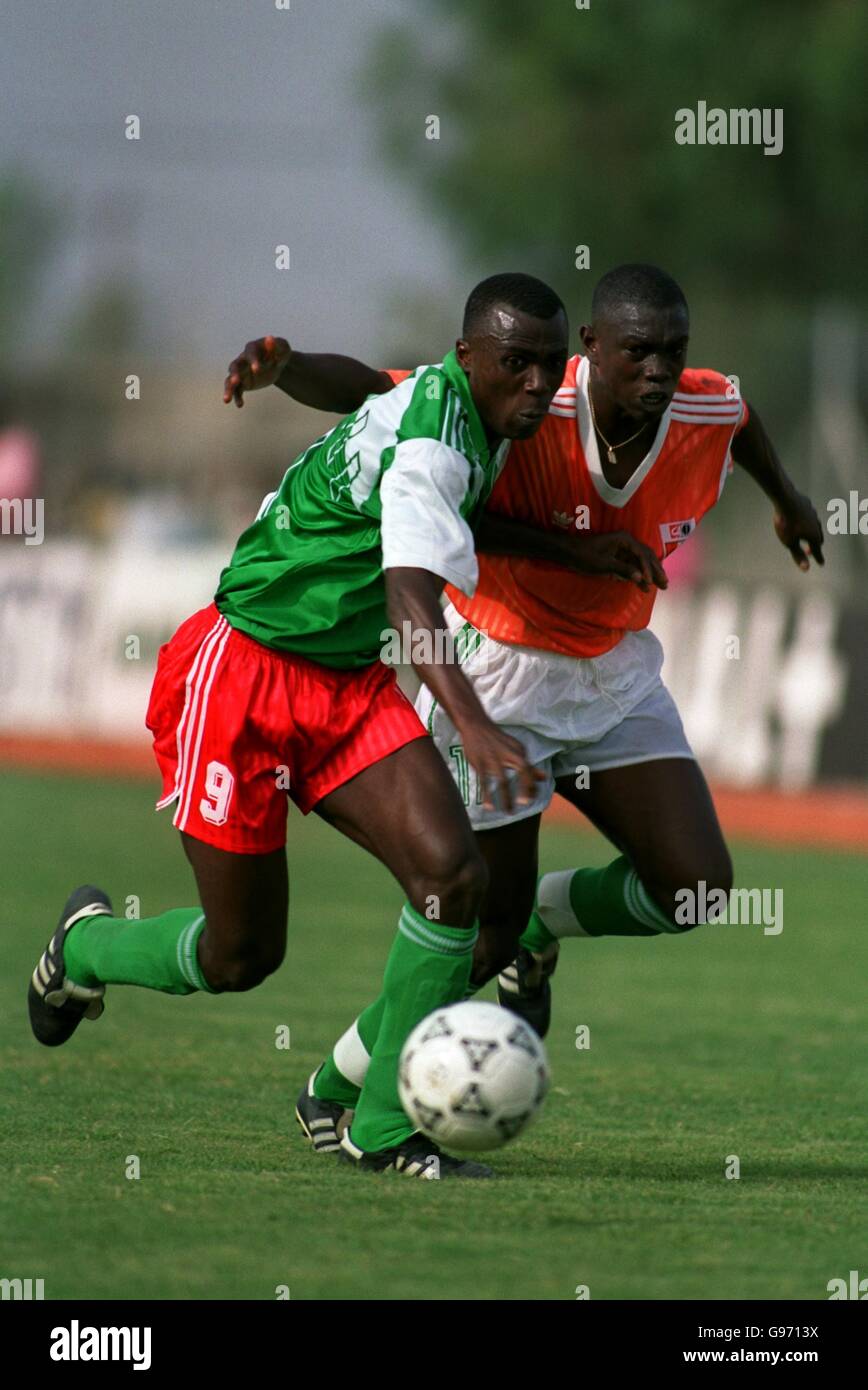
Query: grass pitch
xmin=1 ymin=768 xmax=865 ymax=1300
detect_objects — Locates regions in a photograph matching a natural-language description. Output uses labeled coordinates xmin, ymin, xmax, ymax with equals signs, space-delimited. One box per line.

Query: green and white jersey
xmin=215 ymin=350 xmax=509 ymax=668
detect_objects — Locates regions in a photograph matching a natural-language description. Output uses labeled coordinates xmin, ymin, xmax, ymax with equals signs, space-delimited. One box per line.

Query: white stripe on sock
xmin=624 ymin=871 xmax=676 ymax=934
xmin=332 ymin=1019 xmax=371 ymax=1088
xmin=176 ymin=914 xmax=206 ymax=988
xmin=634 ymin=876 xmax=680 ymax=933
xmin=536 ymin=869 xmax=590 ymax=938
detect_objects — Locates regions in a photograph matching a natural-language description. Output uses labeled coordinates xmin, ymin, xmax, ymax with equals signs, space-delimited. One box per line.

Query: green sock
xmin=347 ymin=903 xmax=477 ymax=1153
xmin=314 ymin=996 xmax=385 ymax=1107
xmin=63 ymin=908 xmax=215 ymax=994
xmin=315 ymin=967 xmax=484 ymax=1110
xmin=520 ymin=857 xmax=677 ymax=946
xmin=314 ymin=964 xmax=483 ymax=1110
xmin=521 ymin=911 xmax=559 ymax=954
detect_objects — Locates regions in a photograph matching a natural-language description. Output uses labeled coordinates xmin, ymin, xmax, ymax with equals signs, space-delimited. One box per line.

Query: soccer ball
xmin=398 ymin=1000 xmax=550 ymax=1152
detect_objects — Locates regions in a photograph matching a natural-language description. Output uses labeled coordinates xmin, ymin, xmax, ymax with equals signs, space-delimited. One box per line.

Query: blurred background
xmin=1 ymin=0 xmax=867 ymax=824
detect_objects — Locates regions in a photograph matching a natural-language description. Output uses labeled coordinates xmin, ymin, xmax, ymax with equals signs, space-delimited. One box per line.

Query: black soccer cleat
xmin=338 ymin=1128 xmax=494 ymax=1179
xmin=294 ymin=1068 xmax=352 ymax=1153
xmin=497 ymin=944 xmax=560 ymax=1040
xmin=28 ymin=885 xmax=113 ymax=1047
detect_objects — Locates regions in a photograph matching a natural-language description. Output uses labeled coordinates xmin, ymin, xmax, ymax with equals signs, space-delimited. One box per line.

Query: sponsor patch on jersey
xmin=660 ymin=518 xmax=696 ymax=548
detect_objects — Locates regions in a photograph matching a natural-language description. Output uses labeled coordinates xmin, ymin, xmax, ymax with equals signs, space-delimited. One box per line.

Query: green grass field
xmin=1 ymin=768 xmax=865 ymax=1301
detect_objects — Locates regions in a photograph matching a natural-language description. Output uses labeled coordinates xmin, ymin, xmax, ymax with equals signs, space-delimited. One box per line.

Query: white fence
xmin=0 ymin=542 xmax=857 ymax=790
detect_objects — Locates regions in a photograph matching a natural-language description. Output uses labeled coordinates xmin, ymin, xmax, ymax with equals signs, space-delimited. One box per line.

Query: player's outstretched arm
xmin=223 ymin=335 xmax=392 ymax=412
xmin=475 ymin=513 xmax=667 ymax=591
xmin=384 ymin=567 xmax=542 ymax=814
xmin=730 ymin=404 xmax=824 ymax=571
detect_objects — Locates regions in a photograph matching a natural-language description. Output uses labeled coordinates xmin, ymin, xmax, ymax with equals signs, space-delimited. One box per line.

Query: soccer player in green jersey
xmin=28 ymin=274 xmax=569 ymax=1178
xmin=226 ymin=267 xmax=824 ymax=1133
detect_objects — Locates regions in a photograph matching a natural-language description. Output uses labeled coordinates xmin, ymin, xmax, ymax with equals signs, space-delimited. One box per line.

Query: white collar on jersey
xmin=564 ymin=355 xmax=672 ymax=509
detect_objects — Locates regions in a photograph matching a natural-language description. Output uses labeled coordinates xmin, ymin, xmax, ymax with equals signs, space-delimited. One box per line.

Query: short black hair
xmin=591 ymin=263 xmax=688 ymax=324
xmin=463 ymin=273 xmax=567 ymax=337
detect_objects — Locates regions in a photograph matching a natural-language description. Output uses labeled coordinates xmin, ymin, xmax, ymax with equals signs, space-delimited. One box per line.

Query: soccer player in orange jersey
xmin=226 ymin=265 xmax=822 ymax=1093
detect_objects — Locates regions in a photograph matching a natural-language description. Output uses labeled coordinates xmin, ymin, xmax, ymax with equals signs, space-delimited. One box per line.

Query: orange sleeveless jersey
xmin=386 ymin=356 xmax=747 ymax=658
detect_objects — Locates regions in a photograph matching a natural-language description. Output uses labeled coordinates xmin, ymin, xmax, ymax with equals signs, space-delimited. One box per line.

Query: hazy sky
xmin=2 ymin=0 xmax=457 ymax=361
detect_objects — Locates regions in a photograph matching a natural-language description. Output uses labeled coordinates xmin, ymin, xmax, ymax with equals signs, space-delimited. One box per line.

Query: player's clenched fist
xmin=223 ymin=335 xmax=291 ymax=407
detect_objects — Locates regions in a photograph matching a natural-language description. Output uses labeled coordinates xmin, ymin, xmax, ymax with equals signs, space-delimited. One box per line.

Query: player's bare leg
xmin=315 ymin=737 xmax=487 ymax=929
xmin=179 ymin=837 xmax=288 ymax=991
xmin=551 ymin=756 xmax=732 ymax=925
xmin=27 ymin=836 xmax=290 ymax=1048
xmin=498 ymin=757 xmax=733 ymax=1035
xmin=469 ymin=813 xmax=559 ymax=1037
xmin=29 ymin=734 xmax=494 ymax=1182
xmin=310 ymin=736 xmax=494 ymax=1176
xmin=302 ymin=773 xmax=543 ymax=1162
xmin=471 ymin=814 xmax=542 ymax=983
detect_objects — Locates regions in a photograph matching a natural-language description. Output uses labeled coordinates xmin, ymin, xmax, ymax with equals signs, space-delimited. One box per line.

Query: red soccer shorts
xmin=146 ymin=603 xmax=427 ymax=853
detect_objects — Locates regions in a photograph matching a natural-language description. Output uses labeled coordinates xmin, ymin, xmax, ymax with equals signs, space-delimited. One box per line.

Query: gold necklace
xmin=588 ymin=380 xmax=650 ymax=465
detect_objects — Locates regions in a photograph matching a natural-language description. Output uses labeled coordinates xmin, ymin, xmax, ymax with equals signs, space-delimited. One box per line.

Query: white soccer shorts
xmin=416 ymin=601 xmax=695 ymax=830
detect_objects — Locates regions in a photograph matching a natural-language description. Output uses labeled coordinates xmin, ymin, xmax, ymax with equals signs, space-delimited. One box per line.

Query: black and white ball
xmin=398 ymin=1001 xmax=550 ymax=1152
